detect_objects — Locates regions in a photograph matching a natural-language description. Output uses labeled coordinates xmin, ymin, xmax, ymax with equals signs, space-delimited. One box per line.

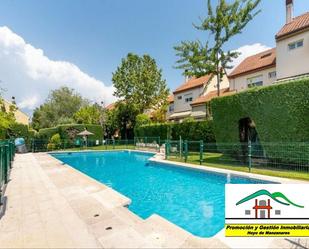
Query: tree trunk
xmin=216 ymin=72 xmax=220 ymax=97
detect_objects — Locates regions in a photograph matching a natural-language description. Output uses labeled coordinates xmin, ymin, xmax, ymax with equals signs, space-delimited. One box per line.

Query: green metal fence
xmin=27 ymin=137 xmax=161 ymax=153
xmin=0 ymin=140 xmax=15 ymax=205
xmin=165 ymin=140 xmax=309 ymax=173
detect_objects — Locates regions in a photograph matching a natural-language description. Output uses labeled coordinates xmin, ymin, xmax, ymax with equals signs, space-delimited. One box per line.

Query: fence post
xmin=184 ymin=140 xmax=188 ymax=163
xmin=113 ymin=139 xmax=115 ymax=149
xmin=248 ymin=140 xmax=252 ymax=172
xmin=165 ymin=140 xmax=169 ymax=160
xmin=125 ymin=139 xmax=128 ymax=149
xmin=199 ymin=140 xmax=204 ymax=165
xmin=4 ymin=145 xmax=8 ymax=184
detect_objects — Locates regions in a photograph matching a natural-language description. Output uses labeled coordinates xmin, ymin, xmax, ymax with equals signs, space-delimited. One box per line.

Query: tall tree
xmin=32 ymin=87 xmax=89 ymax=129
xmin=73 ymin=104 xmax=101 ymax=125
xmin=174 ymin=0 xmax=261 ymax=96
xmin=112 ymin=53 xmax=169 ymax=113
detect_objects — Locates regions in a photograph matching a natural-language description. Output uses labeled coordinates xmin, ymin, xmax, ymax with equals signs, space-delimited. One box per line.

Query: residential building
xmin=228 ymin=48 xmax=277 ymax=92
xmin=3 ymin=99 xmax=30 ymax=125
xmin=276 ymin=9 xmax=309 ymax=80
xmin=229 ymin=0 xmax=309 ymax=91
xmin=166 ymin=95 xmax=174 ymax=120
xmin=168 ymin=74 xmax=230 ymax=122
xmin=106 ymin=102 xmax=116 ymax=111
xmin=191 ymin=88 xmax=235 ymax=120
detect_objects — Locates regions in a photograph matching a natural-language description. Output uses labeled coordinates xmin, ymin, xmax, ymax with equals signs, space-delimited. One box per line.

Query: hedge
xmin=134 ymin=120 xmax=215 ymax=142
xmin=38 ymin=127 xmax=59 ymax=140
xmin=210 ymin=77 xmax=309 ymax=163
xmin=38 ymin=124 xmax=103 ymax=141
xmin=7 ymin=123 xmax=36 ymax=143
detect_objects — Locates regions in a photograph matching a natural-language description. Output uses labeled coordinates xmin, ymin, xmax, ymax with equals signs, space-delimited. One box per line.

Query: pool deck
xmin=0 ymin=152 xmax=308 ymax=248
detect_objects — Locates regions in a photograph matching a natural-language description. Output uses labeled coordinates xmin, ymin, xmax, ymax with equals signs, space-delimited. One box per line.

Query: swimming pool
xmin=51 ymin=150 xmax=271 ymax=237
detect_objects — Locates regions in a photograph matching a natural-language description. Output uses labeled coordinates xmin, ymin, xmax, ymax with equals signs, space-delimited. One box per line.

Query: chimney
xmin=286 ymin=0 xmax=293 ymax=24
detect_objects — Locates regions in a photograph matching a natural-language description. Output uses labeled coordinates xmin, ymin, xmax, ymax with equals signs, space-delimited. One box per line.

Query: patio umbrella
xmin=77 ymin=129 xmax=94 ymax=147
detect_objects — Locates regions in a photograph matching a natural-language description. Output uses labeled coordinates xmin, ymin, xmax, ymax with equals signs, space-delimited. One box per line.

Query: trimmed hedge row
xmin=7 ymin=123 xmax=36 ymax=143
xmin=211 ymin=78 xmax=309 ymax=143
xmin=38 ymin=124 xmax=103 ymax=140
xmin=134 ymin=120 xmax=216 ymax=142
xmin=210 ymin=78 xmax=309 ymax=163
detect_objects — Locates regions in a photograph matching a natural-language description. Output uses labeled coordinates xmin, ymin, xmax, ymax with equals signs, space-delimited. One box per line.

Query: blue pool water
xmin=51 ymin=151 xmax=271 ymax=237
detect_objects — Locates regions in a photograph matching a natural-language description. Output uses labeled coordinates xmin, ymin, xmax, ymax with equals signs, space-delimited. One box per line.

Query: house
xmin=105 ymin=102 xmax=116 ymax=111
xmin=168 ymin=74 xmax=230 ymax=122
xmin=228 ymin=48 xmax=277 ymax=92
xmin=2 ymin=99 xmax=30 ymax=125
xmin=166 ymin=95 xmax=174 ymax=120
xmin=191 ymin=88 xmax=236 ymax=120
xmin=276 ymin=2 xmax=309 ymax=80
xmin=229 ymin=0 xmax=309 ymax=91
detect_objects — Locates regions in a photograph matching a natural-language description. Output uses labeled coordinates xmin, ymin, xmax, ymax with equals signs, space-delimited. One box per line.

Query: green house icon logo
xmin=236 ymin=189 xmax=304 ymax=219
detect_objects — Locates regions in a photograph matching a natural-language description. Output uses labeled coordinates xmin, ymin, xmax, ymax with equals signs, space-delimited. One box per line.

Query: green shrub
xmin=8 ymin=123 xmax=28 ymax=137
xmin=38 ymin=127 xmax=59 ymax=140
xmin=210 ymin=77 xmax=309 ymax=163
xmin=38 ymin=124 xmax=103 ymax=141
xmin=58 ymin=124 xmax=103 ymax=141
xmin=211 ymin=78 xmax=309 ymax=143
xmin=47 ymin=143 xmax=56 ymax=151
xmin=7 ymin=123 xmax=36 ymax=143
xmin=135 ymin=120 xmax=215 ymax=142
xmin=49 ymin=133 xmax=61 ymax=149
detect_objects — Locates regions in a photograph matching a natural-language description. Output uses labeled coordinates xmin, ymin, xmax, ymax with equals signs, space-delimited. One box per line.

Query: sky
xmin=0 ymin=0 xmax=309 ymax=115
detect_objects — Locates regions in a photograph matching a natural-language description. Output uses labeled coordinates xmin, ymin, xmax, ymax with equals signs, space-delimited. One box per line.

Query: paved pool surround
xmin=0 ymin=151 xmax=308 ymax=248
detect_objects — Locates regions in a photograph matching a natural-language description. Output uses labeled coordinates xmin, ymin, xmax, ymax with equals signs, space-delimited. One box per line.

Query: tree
xmin=0 ymin=96 xmax=17 ymax=138
xmin=105 ymin=108 xmax=118 ymax=139
xmin=32 ymin=87 xmax=89 ymax=129
xmin=135 ymin=114 xmax=151 ymax=128
xmin=174 ymin=0 xmax=261 ymax=96
xmin=114 ymin=102 xmax=139 ymax=139
xmin=73 ymin=105 xmax=101 ymax=124
xmin=112 ymin=53 xmax=169 ymax=113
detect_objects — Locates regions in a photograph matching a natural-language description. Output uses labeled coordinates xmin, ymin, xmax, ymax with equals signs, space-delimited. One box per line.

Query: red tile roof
xmin=167 ymin=95 xmax=174 ymax=103
xmin=191 ymin=88 xmax=235 ymax=106
xmin=276 ymin=12 xmax=309 ymax=40
xmin=106 ymin=102 xmax=116 ymax=110
xmin=228 ymin=48 xmax=276 ymax=78
xmin=173 ymin=74 xmax=213 ymax=94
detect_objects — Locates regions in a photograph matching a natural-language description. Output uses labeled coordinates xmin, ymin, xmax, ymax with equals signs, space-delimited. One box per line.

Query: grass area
xmin=168 ymin=152 xmax=309 ymax=181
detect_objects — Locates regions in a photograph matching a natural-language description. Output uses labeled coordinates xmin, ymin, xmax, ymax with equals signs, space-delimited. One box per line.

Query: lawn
xmin=168 ymin=152 xmax=309 ymax=181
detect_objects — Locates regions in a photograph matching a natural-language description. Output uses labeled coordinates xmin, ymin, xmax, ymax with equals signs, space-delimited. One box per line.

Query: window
xmin=268 ymin=71 xmax=276 ymax=79
xmin=247 ymin=75 xmax=263 ymax=88
xmin=169 ymin=104 xmax=174 ymax=112
xmin=184 ymin=93 xmax=193 ymax=103
xmin=185 ymin=97 xmax=193 ymax=102
xmin=177 ymin=96 xmax=182 ymax=100
xmin=288 ymin=40 xmax=303 ymax=50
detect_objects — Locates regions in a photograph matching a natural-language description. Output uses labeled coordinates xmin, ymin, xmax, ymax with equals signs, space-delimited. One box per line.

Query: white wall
xmin=173 ymin=86 xmax=204 ymax=113
xmin=276 ymin=31 xmax=309 ymax=79
xmin=204 ymin=74 xmax=230 ymax=94
xmin=229 ymin=67 xmax=277 ymax=92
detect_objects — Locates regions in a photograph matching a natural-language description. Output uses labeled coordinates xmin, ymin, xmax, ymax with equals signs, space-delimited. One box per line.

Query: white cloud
xmin=0 ymin=26 xmax=116 ymax=114
xmin=227 ymin=43 xmax=272 ymax=74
